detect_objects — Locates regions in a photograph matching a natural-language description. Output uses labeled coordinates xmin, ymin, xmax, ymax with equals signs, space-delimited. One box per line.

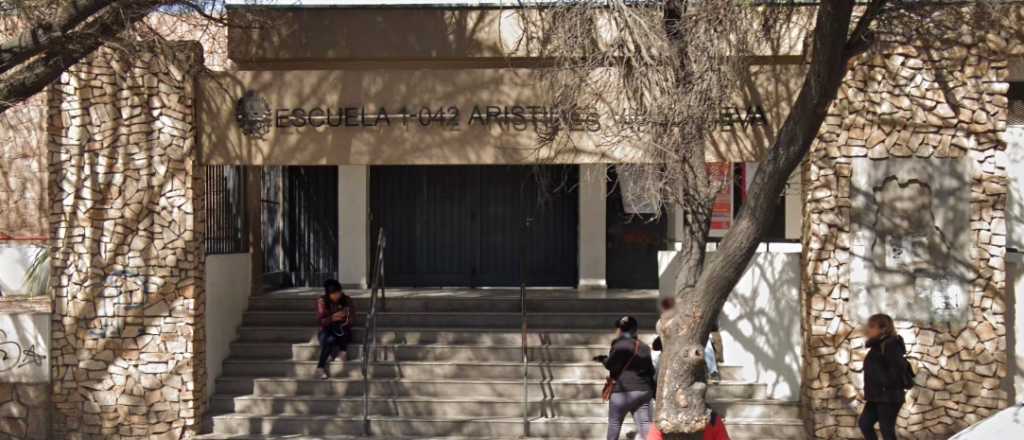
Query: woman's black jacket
xmin=603 ymin=334 xmax=656 ymax=394
xmin=863 ymin=335 xmax=908 ymax=403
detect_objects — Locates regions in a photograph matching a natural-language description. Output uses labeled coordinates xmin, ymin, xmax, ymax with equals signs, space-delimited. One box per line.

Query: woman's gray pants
xmin=607 ymin=390 xmax=654 ymax=440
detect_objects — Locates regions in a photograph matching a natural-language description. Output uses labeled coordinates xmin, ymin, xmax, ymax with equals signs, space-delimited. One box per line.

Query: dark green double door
xmin=370 ymin=165 xmax=578 ymax=287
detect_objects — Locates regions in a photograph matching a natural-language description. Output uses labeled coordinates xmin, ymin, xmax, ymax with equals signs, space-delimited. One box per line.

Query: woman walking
xmin=597 ymin=316 xmax=656 ymax=440
xmin=859 ymin=313 xmax=908 ymax=440
xmin=315 ymin=279 xmax=354 ymax=379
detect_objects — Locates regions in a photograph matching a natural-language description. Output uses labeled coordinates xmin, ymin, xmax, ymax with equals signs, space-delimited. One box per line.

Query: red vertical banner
xmin=708 ymin=163 xmax=733 ymax=237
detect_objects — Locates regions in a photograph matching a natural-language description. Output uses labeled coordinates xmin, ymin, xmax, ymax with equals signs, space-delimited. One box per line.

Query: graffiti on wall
xmin=86 ymin=270 xmax=152 ymax=339
xmin=0 ymin=313 xmax=49 ymax=383
xmin=848 ymin=157 xmax=974 ymax=326
xmin=0 ymin=330 xmax=46 ymax=372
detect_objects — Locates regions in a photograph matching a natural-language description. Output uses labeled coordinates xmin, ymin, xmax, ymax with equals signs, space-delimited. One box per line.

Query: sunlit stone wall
xmin=801 ymin=9 xmax=1023 ymax=439
xmin=46 ymin=44 xmax=206 ymax=439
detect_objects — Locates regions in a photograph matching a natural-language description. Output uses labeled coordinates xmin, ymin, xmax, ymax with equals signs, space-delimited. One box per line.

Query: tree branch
xmin=694 ymin=0 xmax=858 ymax=323
xmin=0 ymin=0 xmax=120 ymax=73
xmin=0 ymin=0 xmax=165 ymax=114
xmin=843 ymin=0 xmax=889 ymax=60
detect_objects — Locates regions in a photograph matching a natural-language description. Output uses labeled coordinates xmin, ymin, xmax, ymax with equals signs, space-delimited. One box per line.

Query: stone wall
xmin=0 ymin=298 xmax=51 ymax=440
xmin=47 ymin=44 xmax=206 ymax=439
xmin=801 ymin=10 xmax=1024 ymax=439
xmin=0 ymin=384 xmax=49 ymax=440
xmin=0 ymin=94 xmax=47 ymax=242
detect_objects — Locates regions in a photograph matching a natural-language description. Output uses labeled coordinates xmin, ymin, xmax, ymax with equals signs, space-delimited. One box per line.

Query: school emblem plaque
xmin=235 ymin=90 xmax=271 ymax=139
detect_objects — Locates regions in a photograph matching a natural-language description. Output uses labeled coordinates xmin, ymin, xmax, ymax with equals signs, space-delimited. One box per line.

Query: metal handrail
xmin=519 ymin=217 xmax=532 ymax=438
xmin=362 ymin=228 xmax=387 ymax=436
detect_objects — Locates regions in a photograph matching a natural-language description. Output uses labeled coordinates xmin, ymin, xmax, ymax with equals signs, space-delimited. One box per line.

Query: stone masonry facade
xmin=0 ymin=384 xmax=49 ymax=440
xmin=47 ymin=44 xmax=206 ymax=439
xmin=0 ymin=93 xmax=47 ymax=242
xmin=801 ymin=8 xmax=1024 ymax=440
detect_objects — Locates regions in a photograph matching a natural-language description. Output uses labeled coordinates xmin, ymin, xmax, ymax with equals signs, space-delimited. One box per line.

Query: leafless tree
xmin=517 ymin=0 xmax=1014 ymax=438
xmin=0 ymin=0 xmax=250 ymax=115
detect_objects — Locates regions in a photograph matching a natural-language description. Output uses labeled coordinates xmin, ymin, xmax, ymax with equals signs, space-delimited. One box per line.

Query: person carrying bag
xmin=594 ymin=316 xmax=656 ymax=440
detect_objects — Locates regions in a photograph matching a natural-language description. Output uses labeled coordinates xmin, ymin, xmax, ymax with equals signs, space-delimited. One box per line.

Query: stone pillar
xmin=47 ymin=44 xmax=206 ymax=439
xmin=339 ymin=165 xmax=368 ymax=288
xmin=801 ymin=16 xmax=1023 ymax=439
xmin=578 ymin=164 xmax=607 ymax=289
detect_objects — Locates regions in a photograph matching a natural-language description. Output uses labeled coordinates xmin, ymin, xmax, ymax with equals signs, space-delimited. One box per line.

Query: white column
xmin=666 ymin=203 xmax=686 ymax=242
xmin=784 ymin=166 xmax=803 ymax=241
xmin=578 ymin=164 xmax=607 ymax=289
xmin=339 ymin=165 xmax=368 ymax=288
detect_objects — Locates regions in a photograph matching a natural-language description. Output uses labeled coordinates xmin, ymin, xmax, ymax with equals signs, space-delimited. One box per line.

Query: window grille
xmin=205 ymin=166 xmax=249 ymax=254
xmin=1010 ymin=83 xmax=1024 ymax=126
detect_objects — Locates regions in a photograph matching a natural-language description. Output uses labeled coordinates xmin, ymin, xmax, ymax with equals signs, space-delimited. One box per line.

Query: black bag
xmin=882 ymin=338 xmax=916 ymax=390
xmin=897 ymin=357 xmax=916 ymax=390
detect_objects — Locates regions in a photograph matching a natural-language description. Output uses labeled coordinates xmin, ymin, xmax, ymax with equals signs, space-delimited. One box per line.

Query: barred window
xmin=1010 ymin=82 xmax=1024 ymax=126
xmin=205 ymin=166 xmax=249 ymax=254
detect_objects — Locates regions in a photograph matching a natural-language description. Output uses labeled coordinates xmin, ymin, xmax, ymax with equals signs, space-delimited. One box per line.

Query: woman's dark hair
xmin=615 ymin=315 xmax=639 ymax=334
xmin=323 ymin=279 xmax=343 ymax=299
xmin=867 ymin=313 xmax=897 ymax=340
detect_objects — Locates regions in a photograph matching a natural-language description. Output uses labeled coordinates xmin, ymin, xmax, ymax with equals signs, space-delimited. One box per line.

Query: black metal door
xmin=262 ymin=166 xmax=339 ymax=289
xmin=371 ymin=165 xmax=578 ymax=287
xmin=606 ymin=167 xmax=667 ymax=289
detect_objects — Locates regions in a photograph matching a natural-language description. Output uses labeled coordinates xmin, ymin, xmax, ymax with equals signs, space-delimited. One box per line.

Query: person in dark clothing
xmin=859 ymin=313 xmax=907 ymax=440
xmin=315 ymin=279 xmax=354 ymax=379
xmin=594 ymin=315 xmax=656 ymax=440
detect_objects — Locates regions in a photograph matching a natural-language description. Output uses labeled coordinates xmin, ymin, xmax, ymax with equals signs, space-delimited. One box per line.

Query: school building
xmin=0 ymin=1 xmax=1023 ymax=439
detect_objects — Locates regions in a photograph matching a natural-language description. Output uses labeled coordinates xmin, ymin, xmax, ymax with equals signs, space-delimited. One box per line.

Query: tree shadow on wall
xmin=49 ymin=45 xmax=205 ymax=437
xmin=718 ymin=250 xmax=803 ymax=401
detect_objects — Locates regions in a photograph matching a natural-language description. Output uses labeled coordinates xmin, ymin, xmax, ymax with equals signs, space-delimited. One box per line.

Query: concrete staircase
xmin=201 ymin=293 xmax=804 ymax=439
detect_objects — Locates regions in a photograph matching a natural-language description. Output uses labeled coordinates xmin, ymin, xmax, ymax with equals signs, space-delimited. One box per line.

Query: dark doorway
xmin=606 ymin=168 xmax=667 ymax=289
xmin=370 ymin=165 xmax=579 ymax=287
xmin=262 ymin=166 xmax=339 ymax=289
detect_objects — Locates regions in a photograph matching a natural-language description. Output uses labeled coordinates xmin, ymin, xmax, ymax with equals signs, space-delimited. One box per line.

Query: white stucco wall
xmin=339 ymin=165 xmax=368 ymax=288
xmin=659 ymin=243 xmax=803 ymax=401
xmin=205 ymin=252 xmax=253 ymax=396
xmin=1006 ymin=125 xmax=1024 ymax=251
xmin=579 ymin=164 xmax=607 ymax=289
xmin=1008 ymin=254 xmax=1024 ymax=403
xmin=0 ymin=245 xmax=45 ymax=296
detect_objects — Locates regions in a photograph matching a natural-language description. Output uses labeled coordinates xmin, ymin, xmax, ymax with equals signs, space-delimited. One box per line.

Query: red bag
xmin=647 ymin=414 xmax=730 ymax=440
xmin=648 ymin=425 xmax=664 ymax=440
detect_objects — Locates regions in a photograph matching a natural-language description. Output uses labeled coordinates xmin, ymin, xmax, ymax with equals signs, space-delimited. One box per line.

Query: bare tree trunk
xmin=656 ymin=1 xmax=872 ymax=437
xmin=656 ymin=195 xmax=712 ymax=440
xmin=0 ymin=0 xmax=165 ymax=114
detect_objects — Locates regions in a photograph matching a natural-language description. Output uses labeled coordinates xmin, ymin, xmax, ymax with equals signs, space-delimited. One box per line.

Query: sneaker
xmin=709 ymin=372 xmax=721 ymax=383
xmin=316 ymin=368 xmax=329 ymax=380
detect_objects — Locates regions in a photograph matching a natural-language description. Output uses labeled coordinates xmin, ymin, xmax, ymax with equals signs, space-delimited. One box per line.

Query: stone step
xmin=243 ymin=378 xmax=766 ymax=401
xmin=241 ymin=311 xmax=660 ymax=329
xmin=248 ymin=297 xmax=658 ymax=314
xmin=198 ymin=436 xmax=634 ymax=440
xmin=212 ymin=394 xmax=799 ymax=419
xmin=234 ymin=327 xmax=627 ymax=346
xmin=229 ymin=342 xmax=639 ymax=363
xmin=211 ymin=414 xmax=805 ymax=439
xmin=200 ymin=435 xmax=799 ymax=440
xmin=220 ymin=358 xmax=744 ymax=382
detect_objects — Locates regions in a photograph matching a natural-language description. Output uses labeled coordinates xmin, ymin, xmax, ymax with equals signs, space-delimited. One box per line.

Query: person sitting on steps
xmin=315 ymin=279 xmax=354 ymax=380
